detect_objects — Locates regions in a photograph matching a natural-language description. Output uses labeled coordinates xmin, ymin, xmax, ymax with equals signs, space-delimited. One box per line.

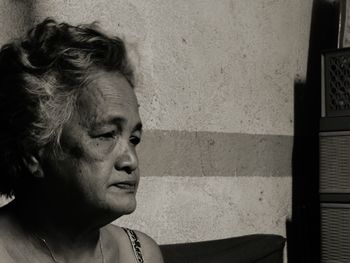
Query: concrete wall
xmin=0 ymin=0 xmax=313 ymax=247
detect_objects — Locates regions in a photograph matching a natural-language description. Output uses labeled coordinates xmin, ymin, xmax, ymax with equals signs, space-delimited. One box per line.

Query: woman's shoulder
xmin=0 ymin=203 xmax=18 ymax=239
xmin=0 ymin=205 xmax=23 ymax=262
xmin=104 ymin=224 xmax=164 ymax=263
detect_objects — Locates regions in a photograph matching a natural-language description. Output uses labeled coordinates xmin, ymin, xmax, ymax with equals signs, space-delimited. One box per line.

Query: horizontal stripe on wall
xmin=138 ymin=130 xmax=292 ymax=177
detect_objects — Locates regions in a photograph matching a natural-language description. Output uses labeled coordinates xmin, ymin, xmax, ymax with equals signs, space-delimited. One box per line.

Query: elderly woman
xmin=0 ymin=18 xmax=163 ymax=263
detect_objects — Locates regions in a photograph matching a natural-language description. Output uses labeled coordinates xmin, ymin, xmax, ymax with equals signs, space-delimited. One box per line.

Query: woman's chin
xmin=105 ymin=195 xmax=137 ymax=216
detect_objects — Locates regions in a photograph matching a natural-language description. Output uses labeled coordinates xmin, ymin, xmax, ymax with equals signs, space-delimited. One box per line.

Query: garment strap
xmin=123 ymin=228 xmax=144 ymax=263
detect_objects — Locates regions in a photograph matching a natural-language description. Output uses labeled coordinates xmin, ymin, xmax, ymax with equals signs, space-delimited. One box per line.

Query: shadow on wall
xmin=287 ymin=0 xmax=340 ymax=262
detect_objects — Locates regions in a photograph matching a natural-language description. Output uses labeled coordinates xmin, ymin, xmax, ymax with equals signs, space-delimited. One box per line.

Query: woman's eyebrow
xmin=91 ymin=117 xmax=125 ymax=129
xmin=133 ymin=122 xmax=143 ymax=133
xmin=92 ymin=118 xmax=142 ymax=133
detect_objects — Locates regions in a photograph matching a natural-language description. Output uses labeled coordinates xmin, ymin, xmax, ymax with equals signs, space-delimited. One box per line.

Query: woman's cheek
xmin=83 ymin=139 xmax=117 ymax=161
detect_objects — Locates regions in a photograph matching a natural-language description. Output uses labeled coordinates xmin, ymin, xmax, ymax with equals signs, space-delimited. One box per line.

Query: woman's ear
xmin=22 ymin=154 xmax=44 ymax=178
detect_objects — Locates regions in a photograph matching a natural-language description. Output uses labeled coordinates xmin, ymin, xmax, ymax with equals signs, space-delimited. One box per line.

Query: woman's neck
xmin=10 ymin=198 xmax=105 ymax=263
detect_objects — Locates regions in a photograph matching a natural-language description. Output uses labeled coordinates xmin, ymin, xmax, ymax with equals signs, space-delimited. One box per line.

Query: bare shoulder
xmin=0 ymin=245 xmax=15 ymax=263
xmin=133 ymin=230 xmax=164 ymax=263
xmin=105 ymin=224 xmax=164 ymax=263
xmin=0 ymin=204 xmax=16 ymax=240
xmin=104 ymin=223 xmax=125 ymax=238
xmin=0 ymin=206 xmax=19 ymax=263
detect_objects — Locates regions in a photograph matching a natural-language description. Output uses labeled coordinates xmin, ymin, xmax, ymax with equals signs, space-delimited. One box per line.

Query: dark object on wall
xmin=320 ymin=48 xmax=350 ymax=262
xmin=319 ymin=130 xmax=350 ymax=262
xmin=159 ymin=234 xmax=285 ymax=263
xmin=289 ymin=1 xmax=341 ymax=262
xmin=321 ymin=203 xmax=350 ymax=261
xmin=321 ymin=48 xmax=350 ymax=118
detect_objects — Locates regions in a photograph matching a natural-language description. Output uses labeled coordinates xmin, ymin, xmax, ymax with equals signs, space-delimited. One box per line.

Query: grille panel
xmin=324 ymin=50 xmax=350 ymax=117
xmin=328 ymin=56 xmax=350 ymax=112
xmin=321 ymin=204 xmax=350 ymax=262
xmin=320 ymin=134 xmax=350 ymax=193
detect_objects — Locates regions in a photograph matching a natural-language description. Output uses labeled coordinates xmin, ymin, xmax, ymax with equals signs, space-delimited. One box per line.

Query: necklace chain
xmin=39 ymin=237 xmax=59 ymax=263
xmin=36 ymin=233 xmax=105 ymax=263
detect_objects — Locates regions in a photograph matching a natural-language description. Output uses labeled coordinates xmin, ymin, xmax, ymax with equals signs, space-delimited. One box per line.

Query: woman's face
xmin=41 ymin=70 xmax=142 ymax=220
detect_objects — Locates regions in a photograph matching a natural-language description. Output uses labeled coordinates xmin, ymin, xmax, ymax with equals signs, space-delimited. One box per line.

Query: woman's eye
xmin=130 ymin=136 xmax=140 ymax=146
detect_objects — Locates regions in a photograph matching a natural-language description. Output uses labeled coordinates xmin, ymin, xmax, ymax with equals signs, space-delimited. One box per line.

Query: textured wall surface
xmin=0 ymin=0 xmax=313 ymax=250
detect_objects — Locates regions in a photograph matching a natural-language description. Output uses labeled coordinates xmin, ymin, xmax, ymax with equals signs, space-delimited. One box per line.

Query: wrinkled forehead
xmin=76 ymin=71 xmax=140 ymax=127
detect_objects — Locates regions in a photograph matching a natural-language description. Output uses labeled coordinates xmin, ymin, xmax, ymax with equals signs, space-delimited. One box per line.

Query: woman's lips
xmin=112 ymin=182 xmax=136 ymax=192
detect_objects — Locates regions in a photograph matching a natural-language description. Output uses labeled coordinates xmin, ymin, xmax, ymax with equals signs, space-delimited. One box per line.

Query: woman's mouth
xmin=112 ymin=182 xmax=136 ymax=192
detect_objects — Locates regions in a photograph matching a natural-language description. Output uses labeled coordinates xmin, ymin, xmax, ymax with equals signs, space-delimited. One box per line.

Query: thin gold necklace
xmin=36 ymin=233 xmax=105 ymax=263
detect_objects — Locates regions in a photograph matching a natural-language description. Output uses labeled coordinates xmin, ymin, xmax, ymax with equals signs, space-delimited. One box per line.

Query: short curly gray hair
xmin=0 ymin=18 xmax=134 ymax=197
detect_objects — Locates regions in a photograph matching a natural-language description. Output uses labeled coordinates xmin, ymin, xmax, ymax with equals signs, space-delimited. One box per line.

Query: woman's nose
xmin=114 ymin=145 xmax=138 ymax=174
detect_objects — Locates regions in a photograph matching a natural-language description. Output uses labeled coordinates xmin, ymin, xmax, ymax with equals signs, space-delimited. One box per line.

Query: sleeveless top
xmin=122 ymin=228 xmax=144 ymax=263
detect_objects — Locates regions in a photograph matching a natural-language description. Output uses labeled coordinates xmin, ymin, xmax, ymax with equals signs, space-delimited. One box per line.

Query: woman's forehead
xmin=76 ymin=71 xmax=140 ymax=127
